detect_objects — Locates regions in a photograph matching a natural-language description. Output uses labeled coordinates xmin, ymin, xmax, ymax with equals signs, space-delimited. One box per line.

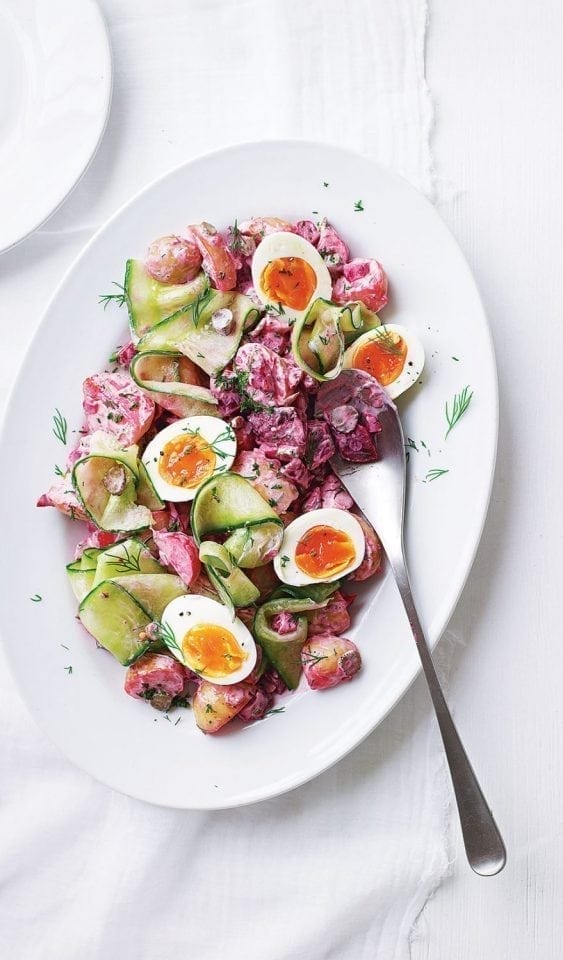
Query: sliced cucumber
xmin=72 ymin=456 xmax=152 ymax=533
xmin=93 ymin=538 xmax=163 ymax=587
xmin=191 ymin=472 xmax=281 ymax=538
xmin=254 ymin=597 xmax=327 ymax=690
xmin=80 ymin=547 xmax=105 ymax=571
xmin=130 ymin=351 xmax=219 ymax=420
xmin=136 ymin=290 xmax=259 ymax=375
xmin=66 ymin=560 xmax=96 ymax=604
xmin=291 ymin=298 xmax=345 ymax=381
xmin=192 ymin=473 xmax=278 ymax=611
xmin=125 ymin=260 xmax=209 ymax=338
xmin=109 ymin=573 xmax=187 ymax=620
xmin=79 ymin=580 xmax=153 ymax=666
xmin=340 ymin=301 xmax=381 ymax=344
xmin=137 ymin=461 xmax=165 ymax=511
xmin=223 ymin=521 xmax=284 ymax=569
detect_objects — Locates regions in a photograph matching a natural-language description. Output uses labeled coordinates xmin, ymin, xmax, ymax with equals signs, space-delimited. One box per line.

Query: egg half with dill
xmin=251 ymin=231 xmax=332 ymax=321
xmin=343 ymin=323 xmax=425 ymax=399
xmin=160 ymin=595 xmax=257 ymax=684
xmin=142 ymin=415 xmax=237 ymax=502
xmin=273 ymin=509 xmax=365 ymax=586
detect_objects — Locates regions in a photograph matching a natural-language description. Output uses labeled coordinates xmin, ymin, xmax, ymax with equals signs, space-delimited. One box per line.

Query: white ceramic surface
xmin=0 ymin=141 xmax=497 ymax=809
xmin=0 ymin=0 xmax=112 ymax=252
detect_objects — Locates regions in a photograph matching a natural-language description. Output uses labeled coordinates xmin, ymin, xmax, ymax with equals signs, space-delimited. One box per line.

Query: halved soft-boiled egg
xmin=273 ymin=509 xmax=365 ymax=586
xmin=251 ymin=231 xmax=332 ymax=320
xmin=343 ymin=323 xmax=424 ymax=399
xmin=142 ymin=415 xmax=236 ymax=502
xmin=161 ymin=595 xmax=257 ymax=685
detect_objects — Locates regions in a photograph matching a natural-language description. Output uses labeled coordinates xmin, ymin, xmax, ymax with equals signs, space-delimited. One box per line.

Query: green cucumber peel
xmin=291 ymin=297 xmax=345 ymax=381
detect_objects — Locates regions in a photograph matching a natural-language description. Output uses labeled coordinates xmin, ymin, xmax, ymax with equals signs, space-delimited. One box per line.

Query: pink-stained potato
xmin=301 ymin=635 xmax=362 ymax=690
xmin=186 ymin=222 xmax=237 ymax=291
xmin=193 ymin=680 xmax=254 ymax=733
xmin=152 ymin=530 xmax=201 ymax=587
xmin=145 ymin=235 xmax=202 ymax=284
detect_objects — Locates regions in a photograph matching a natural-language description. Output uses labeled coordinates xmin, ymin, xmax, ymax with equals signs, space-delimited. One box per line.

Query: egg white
xmin=251 ymin=231 xmax=332 ymax=321
xmin=343 ymin=323 xmax=425 ymax=399
xmin=273 ymin=508 xmax=365 ymax=586
xmin=142 ymin=415 xmax=237 ymax=503
xmin=161 ymin=594 xmax=257 ymax=685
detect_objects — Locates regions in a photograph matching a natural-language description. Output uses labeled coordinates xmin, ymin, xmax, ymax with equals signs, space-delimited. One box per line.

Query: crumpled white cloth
xmin=0 ymin=1 xmax=452 ymax=957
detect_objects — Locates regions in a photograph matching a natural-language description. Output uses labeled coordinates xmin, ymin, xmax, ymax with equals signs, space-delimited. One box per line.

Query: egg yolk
xmin=295 ymin=525 xmax=356 ymax=580
xmin=181 ymin=623 xmax=247 ymax=677
xmin=353 ymin=331 xmax=408 ymax=385
xmin=261 ymin=257 xmax=317 ymax=311
xmin=159 ymin=432 xmax=216 ymax=489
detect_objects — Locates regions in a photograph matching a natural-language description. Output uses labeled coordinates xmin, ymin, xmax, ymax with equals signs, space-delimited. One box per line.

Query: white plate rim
xmin=0 ymin=0 xmax=113 ymax=254
xmin=0 ymin=139 xmax=498 ymax=808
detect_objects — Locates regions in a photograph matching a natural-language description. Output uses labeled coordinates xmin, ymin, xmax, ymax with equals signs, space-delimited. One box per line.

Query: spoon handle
xmin=388 ymin=547 xmax=506 ymax=876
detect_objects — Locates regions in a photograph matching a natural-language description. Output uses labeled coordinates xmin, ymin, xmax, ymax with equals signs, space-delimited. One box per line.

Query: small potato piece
xmin=193 ymin=680 xmax=254 ymax=733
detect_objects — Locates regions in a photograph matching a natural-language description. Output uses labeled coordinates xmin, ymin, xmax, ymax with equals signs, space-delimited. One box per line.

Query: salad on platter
xmin=38 ymin=216 xmax=424 ymax=734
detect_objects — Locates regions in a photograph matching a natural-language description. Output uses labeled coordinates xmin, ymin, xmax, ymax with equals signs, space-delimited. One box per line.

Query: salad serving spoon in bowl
xmin=316 ymin=370 xmax=506 ymax=876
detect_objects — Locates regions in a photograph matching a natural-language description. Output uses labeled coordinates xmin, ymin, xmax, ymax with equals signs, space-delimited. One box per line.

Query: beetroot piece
xmin=124 ymin=653 xmax=188 ymax=711
xmin=302 ymin=473 xmax=354 ymax=512
xmin=306 ymin=591 xmax=351 ymax=636
xmin=301 ymin=636 xmax=362 ymax=690
xmin=145 ymin=235 xmax=202 ymax=284
xmin=317 ymin=368 xmax=395 ymax=463
xmin=248 ymin=315 xmax=292 ymax=355
xmin=232 ymin=450 xmax=298 ymax=515
xmin=233 ymin=343 xmax=303 ymax=407
xmin=332 ymin=257 xmax=388 ymax=312
xmin=152 ymin=530 xmax=201 ymax=587
xmin=115 ymin=342 xmax=136 ymax=367
xmin=293 ymin=219 xmax=320 ymax=245
xmin=270 ymin=611 xmax=299 ymax=635
xmin=305 ymin=420 xmax=335 ymax=470
xmin=73 ymin=524 xmax=119 ymax=559
xmin=317 ymin=219 xmax=350 ymax=276
xmin=248 ymin=407 xmax=306 ymax=462
xmin=280 ymin=457 xmax=312 ymax=491
xmin=82 ymin=371 xmax=155 ymax=446
xmin=331 ymin=422 xmax=378 ymax=463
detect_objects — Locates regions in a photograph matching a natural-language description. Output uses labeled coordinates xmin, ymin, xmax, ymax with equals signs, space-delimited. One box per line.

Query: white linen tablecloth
xmin=0 ymin=2 xmax=455 ymax=957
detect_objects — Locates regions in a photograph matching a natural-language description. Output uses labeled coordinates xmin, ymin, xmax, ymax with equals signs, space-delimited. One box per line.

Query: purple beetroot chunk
xmin=248 ymin=407 xmax=307 ymax=461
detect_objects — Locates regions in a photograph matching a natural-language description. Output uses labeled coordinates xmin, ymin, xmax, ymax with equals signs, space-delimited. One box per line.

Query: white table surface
xmin=1 ymin=1 xmax=562 ymax=957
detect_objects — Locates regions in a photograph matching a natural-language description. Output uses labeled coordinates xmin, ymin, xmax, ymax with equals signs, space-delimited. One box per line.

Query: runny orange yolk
xmin=353 ymin=332 xmax=408 ymax=385
xmin=261 ymin=257 xmax=317 ymax=311
xmin=159 ymin=432 xmax=215 ymax=489
xmin=181 ymin=623 xmax=247 ymax=677
xmin=295 ymin=525 xmax=356 ymax=580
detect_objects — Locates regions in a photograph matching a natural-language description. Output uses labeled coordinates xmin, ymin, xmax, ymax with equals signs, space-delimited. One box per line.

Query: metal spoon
xmin=317 ymin=371 xmax=506 ymax=876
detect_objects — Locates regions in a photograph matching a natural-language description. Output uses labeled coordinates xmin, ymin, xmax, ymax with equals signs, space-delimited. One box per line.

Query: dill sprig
xmin=157 ymin=620 xmax=183 ymax=659
xmin=354 ymin=200 xmax=364 ymax=212
xmin=445 ymin=386 xmax=474 ymax=439
xmin=301 ymin=651 xmax=328 ymax=666
xmin=425 ymin=468 xmax=449 ymax=483
xmin=52 ymin=408 xmax=68 ymax=445
xmin=371 ymin=326 xmax=405 ymax=357
xmin=30 ymin=594 xmax=42 ymax=602
xmin=265 ymin=706 xmax=285 ymax=716
xmin=54 ymin=464 xmax=65 ymax=477
xmin=229 ymin=218 xmax=243 ymax=252
xmin=105 ymin=544 xmax=142 ymax=574
xmin=99 ymin=282 xmax=129 ymax=311
xmin=190 ymin=286 xmax=213 ymax=328
xmin=264 ymin=302 xmax=286 ymax=317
